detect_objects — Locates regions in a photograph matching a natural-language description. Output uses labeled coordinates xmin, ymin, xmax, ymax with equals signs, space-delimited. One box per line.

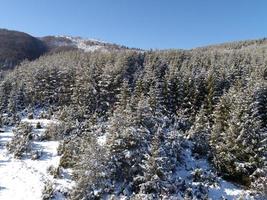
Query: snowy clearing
xmin=0 ymin=119 xmax=74 ymax=200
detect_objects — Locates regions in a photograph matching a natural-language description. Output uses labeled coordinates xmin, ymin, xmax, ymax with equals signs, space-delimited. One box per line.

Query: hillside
xmin=0 ymin=30 xmax=266 ymax=199
xmin=0 ymin=29 xmax=140 ymax=70
xmin=41 ymin=36 xmax=138 ymax=53
xmin=0 ymin=29 xmax=47 ymax=69
xmin=194 ymin=38 xmax=267 ymax=52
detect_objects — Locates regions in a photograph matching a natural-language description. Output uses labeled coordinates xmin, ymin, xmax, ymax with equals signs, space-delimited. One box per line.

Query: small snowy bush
xmin=42 ymin=181 xmax=55 ymax=200
xmin=57 ymin=141 xmax=65 ymax=155
xmin=6 ymin=122 xmax=33 ymax=158
xmin=31 ymin=150 xmax=42 ymax=160
xmin=28 ymin=113 xmax=34 ymax=119
xmin=59 ymin=138 xmax=81 ymax=168
xmin=36 ymin=122 xmax=42 ymax=129
xmin=40 ymin=111 xmax=51 ymax=119
xmin=43 ymin=123 xmax=65 ymax=140
xmin=250 ymin=168 xmax=267 ymax=195
xmin=47 ymin=165 xmax=61 ymax=178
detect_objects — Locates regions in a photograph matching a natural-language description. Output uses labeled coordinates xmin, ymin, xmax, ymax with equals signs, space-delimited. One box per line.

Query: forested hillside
xmin=0 ymin=29 xmax=138 ymax=71
xmin=0 ymin=38 xmax=266 ymax=199
xmin=0 ymin=29 xmax=46 ymax=70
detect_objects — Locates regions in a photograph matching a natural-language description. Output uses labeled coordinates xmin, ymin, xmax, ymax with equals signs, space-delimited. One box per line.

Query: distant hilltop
xmin=0 ymin=28 xmax=140 ymax=70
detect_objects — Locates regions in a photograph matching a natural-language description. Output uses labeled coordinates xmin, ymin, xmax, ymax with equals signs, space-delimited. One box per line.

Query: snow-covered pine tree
xmin=139 ymin=127 xmax=167 ymax=196
xmin=188 ymin=106 xmax=211 ymax=157
xmin=71 ymin=136 xmax=110 ymax=200
xmin=105 ymin=103 xmax=149 ymax=195
xmin=210 ymin=92 xmax=231 ymax=171
xmin=116 ymin=79 xmax=131 ymax=111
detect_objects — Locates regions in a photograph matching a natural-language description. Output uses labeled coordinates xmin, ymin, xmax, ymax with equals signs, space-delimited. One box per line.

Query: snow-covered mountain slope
xmin=41 ymin=35 xmax=138 ymax=53
xmin=62 ymin=36 xmax=105 ymax=52
xmin=0 ymin=118 xmax=74 ymax=200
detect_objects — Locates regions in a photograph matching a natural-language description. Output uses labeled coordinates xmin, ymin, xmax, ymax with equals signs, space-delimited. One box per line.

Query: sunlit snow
xmin=0 ymin=119 xmax=74 ymax=200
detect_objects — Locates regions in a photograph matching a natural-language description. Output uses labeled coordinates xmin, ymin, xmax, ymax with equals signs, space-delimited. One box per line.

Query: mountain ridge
xmin=0 ymin=28 xmax=141 ymax=70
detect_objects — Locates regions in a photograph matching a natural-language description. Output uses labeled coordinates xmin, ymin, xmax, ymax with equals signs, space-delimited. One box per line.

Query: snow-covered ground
xmin=0 ymin=118 xmax=74 ymax=200
xmin=0 ymin=117 xmax=263 ymax=199
xmin=55 ymin=36 xmax=107 ymax=52
xmin=176 ymin=142 xmax=262 ymax=200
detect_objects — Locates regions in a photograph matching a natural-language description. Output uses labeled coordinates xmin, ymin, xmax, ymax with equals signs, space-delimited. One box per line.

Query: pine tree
xmin=106 ymin=104 xmax=149 ymax=194
xmin=116 ymin=80 xmax=131 ymax=111
xmin=139 ymin=127 xmax=166 ymax=195
xmin=188 ymin=106 xmax=211 ymax=156
xmin=210 ymin=93 xmax=231 ymax=170
xmin=96 ymin=73 xmax=115 ymax=118
xmin=131 ymin=78 xmax=144 ymax=111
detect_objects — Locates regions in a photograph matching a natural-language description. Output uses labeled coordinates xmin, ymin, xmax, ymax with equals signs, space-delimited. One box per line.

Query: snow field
xmin=0 ymin=118 xmax=74 ymax=200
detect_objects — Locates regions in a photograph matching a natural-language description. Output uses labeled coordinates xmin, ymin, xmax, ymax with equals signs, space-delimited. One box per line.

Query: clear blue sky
xmin=1 ymin=0 xmax=267 ymax=49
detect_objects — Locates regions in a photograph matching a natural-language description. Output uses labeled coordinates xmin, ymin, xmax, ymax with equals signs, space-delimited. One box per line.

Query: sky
xmin=1 ymin=0 xmax=267 ymax=49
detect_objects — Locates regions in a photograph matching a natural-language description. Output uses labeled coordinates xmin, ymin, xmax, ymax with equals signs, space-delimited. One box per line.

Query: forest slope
xmin=0 ymin=32 xmax=266 ymax=199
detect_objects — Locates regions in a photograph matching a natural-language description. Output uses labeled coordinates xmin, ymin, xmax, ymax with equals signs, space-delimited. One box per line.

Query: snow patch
xmin=21 ymin=118 xmax=59 ymax=127
xmin=175 ymin=141 xmax=259 ymax=200
xmin=97 ymin=135 xmax=107 ymax=146
xmin=0 ymin=118 xmax=74 ymax=200
xmin=56 ymin=36 xmax=107 ymax=52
